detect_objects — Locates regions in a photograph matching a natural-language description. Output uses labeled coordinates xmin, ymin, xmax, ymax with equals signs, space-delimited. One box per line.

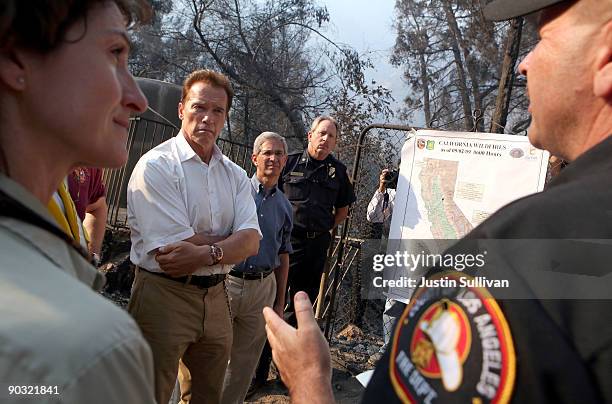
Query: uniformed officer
xmin=247 ymin=116 xmax=356 ymax=397
xmin=262 ymin=0 xmax=612 ymax=403
xmin=281 ymin=115 xmax=356 ymax=314
xmin=249 ymin=116 xmax=356 ymax=394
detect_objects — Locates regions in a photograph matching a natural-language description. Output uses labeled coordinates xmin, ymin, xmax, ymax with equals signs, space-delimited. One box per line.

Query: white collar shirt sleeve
xmin=127 ymin=134 xmax=260 ymax=275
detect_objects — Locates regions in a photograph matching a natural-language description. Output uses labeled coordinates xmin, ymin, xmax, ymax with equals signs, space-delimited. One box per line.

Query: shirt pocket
xmin=320 ymin=176 xmax=340 ymax=208
xmin=283 ymin=175 xmax=310 ymax=201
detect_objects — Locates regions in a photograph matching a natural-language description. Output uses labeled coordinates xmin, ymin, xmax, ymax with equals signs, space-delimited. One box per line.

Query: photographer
xmin=366 ymin=168 xmax=398 ymax=228
xmin=366 ymin=168 xmax=404 ymax=365
xmin=264 ymin=0 xmax=612 ymax=402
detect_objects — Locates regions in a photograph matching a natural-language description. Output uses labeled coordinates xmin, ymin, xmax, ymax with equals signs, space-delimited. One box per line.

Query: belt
xmin=229 ymin=268 xmax=273 ymax=280
xmin=139 ymin=267 xmax=226 ymax=289
xmin=292 ymin=229 xmax=328 ymax=239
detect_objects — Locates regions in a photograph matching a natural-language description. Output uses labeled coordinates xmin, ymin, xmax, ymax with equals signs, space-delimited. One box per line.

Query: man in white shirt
xmin=366 ymin=168 xmax=397 ymax=233
xmin=127 ymin=69 xmax=261 ymax=404
xmin=366 ymin=169 xmax=403 ymax=365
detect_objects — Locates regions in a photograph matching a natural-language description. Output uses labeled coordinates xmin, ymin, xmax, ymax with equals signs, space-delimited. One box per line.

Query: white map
xmin=386 ymin=129 xmax=549 ymax=302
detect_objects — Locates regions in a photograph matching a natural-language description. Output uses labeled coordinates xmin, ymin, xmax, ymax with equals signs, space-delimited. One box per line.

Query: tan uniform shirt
xmin=0 ymin=175 xmax=155 ymax=403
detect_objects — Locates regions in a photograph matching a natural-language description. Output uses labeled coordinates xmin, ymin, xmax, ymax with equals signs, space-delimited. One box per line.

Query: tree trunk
xmin=442 ymin=1 xmax=474 ymax=130
xmin=443 ymin=1 xmax=484 ymax=131
xmin=490 ymin=17 xmax=524 ymax=133
xmin=225 ymin=116 xmax=233 ymax=141
xmin=243 ymin=92 xmax=250 ymax=144
xmin=419 ymin=50 xmax=432 ymax=127
xmin=191 ymin=4 xmax=306 ymax=141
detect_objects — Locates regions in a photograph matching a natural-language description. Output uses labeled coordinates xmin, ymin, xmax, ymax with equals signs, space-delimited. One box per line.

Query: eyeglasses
xmin=259 ymin=150 xmax=285 ymax=157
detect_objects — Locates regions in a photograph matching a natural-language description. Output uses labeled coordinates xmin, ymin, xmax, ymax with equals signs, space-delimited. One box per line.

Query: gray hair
xmin=253 ymin=131 xmax=288 ymax=155
xmin=309 ymin=115 xmax=339 ymax=134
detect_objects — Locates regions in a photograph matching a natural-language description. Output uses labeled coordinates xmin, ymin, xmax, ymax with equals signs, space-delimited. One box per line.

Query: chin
xmin=314 ymin=151 xmax=329 ymax=160
xmin=109 ymin=153 xmax=128 ymax=168
xmin=527 ymin=127 xmax=543 ymax=150
xmin=93 ymin=146 xmax=128 ymax=169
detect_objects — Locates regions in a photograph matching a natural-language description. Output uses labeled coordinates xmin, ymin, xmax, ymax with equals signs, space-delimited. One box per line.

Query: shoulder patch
xmin=389 ymin=272 xmax=515 ymax=404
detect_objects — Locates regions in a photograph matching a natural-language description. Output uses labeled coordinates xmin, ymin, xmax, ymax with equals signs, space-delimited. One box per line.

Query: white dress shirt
xmin=366 ymin=188 xmax=396 ymax=223
xmin=127 ymin=132 xmax=261 ymax=276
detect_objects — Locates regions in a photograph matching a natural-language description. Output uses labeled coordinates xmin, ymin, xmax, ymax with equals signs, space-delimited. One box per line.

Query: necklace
xmin=72 ymin=167 xmax=88 ymax=202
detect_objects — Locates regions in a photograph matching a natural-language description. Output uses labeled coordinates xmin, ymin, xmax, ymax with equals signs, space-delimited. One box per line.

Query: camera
xmin=383 ymin=169 xmax=399 ymax=189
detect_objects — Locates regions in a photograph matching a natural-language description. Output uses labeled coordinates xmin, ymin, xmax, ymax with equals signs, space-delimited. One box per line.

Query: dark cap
xmin=483 ymin=0 xmax=568 ymax=21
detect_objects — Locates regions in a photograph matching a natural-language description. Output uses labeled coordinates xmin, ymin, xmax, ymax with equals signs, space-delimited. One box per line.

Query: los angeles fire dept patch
xmin=389 ymin=272 xmax=515 ymax=403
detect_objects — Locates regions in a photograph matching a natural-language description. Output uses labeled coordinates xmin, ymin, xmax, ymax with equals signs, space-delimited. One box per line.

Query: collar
xmin=0 ymin=174 xmax=55 ymax=222
xmin=176 ymin=131 xmax=225 ymax=166
xmin=547 ymin=135 xmax=612 ymax=188
xmin=301 ymin=149 xmax=334 ymax=166
xmin=251 ymin=174 xmax=277 ymax=196
xmin=0 ymin=174 xmax=105 ymax=289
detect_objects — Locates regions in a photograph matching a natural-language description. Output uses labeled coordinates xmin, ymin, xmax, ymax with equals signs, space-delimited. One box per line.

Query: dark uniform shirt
xmin=363 ymin=136 xmax=612 ymax=403
xmin=280 ymin=150 xmax=356 ymax=234
xmin=233 ymin=175 xmax=293 ymax=273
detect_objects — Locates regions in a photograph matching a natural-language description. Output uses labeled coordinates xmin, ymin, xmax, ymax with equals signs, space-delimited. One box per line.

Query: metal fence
xmin=320 ymin=124 xmax=561 ymax=343
xmin=103 ymin=116 xmax=253 ymax=229
xmin=103 ymin=118 xmax=414 ymax=340
xmin=320 ymin=124 xmax=416 ymax=341
xmin=107 ymin=118 xmax=543 ymax=345
xmin=101 ymin=115 xmax=560 ymax=348
xmin=102 ymin=116 xmax=411 ymax=340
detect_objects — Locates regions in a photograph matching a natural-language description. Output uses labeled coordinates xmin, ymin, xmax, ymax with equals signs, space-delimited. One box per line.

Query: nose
xmin=517 ymin=50 xmax=532 ymax=77
xmin=123 ymin=73 xmax=148 ymax=114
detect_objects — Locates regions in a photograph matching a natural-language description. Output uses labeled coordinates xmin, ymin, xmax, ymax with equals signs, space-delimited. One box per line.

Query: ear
xmin=178 ymin=102 xmax=185 ymax=120
xmin=251 ymin=153 xmax=258 ymax=166
xmin=307 ymin=131 xmax=313 ymax=143
xmin=0 ymin=48 xmax=27 ymax=91
xmin=279 ymin=153 xmax=288 ymax=170
xmin=593 ymin=21 xmax=612 ymax=98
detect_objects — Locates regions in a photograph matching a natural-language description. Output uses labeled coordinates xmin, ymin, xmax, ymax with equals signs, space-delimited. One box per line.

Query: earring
xmin=17 ymin=77 xmax=24 ymax=85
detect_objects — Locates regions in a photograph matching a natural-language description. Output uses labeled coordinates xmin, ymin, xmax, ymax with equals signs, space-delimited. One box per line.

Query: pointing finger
xmin=264 ymin=323 xmax=280 ymax=353
xmin=264 ymin=306 xmax=295 ymax=342
xmin=293 ymin=292 xmax=317 ymax=330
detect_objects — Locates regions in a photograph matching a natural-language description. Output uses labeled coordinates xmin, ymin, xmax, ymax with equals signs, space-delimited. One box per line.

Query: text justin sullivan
xmin=373 ymin=276 xmax=509 ymax=288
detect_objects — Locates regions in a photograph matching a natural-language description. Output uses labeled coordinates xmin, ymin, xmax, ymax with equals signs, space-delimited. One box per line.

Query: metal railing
xmin=321 ymin=124 xmax=416 ymax=340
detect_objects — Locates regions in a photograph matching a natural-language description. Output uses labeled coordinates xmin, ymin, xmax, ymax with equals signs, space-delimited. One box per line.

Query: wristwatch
xmin=209 ymin=244 xmax=223 ymax=265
